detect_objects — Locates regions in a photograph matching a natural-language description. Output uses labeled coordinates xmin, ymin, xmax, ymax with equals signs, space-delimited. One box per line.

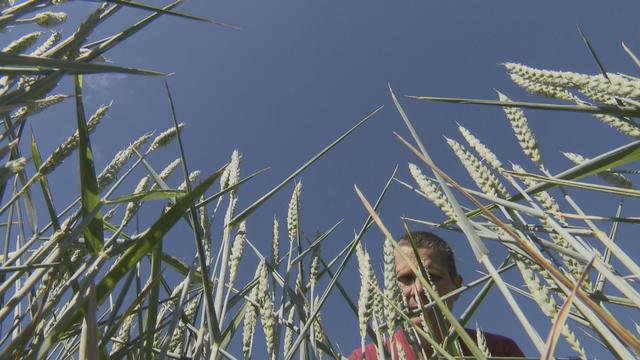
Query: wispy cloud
xmin=85 ymin=73 xmax=126 ymax=92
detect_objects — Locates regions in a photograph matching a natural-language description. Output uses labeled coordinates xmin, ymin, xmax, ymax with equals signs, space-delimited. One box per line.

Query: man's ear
xmin=452 ymin=275 xmax=463 ymax=301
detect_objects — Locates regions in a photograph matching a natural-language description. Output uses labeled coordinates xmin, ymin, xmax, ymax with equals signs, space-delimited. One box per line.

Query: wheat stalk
xmin=177 ymin=170 xmax=201 ymax=191
xmin=149 ymin=158 xmax=181 ymax=191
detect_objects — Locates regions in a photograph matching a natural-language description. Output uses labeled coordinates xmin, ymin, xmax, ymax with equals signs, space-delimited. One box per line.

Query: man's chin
xmin=410 ymin=316 xmax=422 ymax=326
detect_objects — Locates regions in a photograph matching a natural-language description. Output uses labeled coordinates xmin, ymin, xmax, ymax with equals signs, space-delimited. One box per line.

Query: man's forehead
xmin=395 ymin=246 xmax=446 ymax=267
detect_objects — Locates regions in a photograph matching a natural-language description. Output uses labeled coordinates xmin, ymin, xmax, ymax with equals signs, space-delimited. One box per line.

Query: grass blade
xmin=0 ymin=51 xmax=166 ymax=76
xmin=98 ymin=0 xmax=240 ymax=29
xmin=407 ymin=95 xmax=640 ymax=117
xmin=542 ymin=255 xmax=597 ymax=360
xmin=30 ymin=129 xmax=59 ymax=230
xmin=75 ymin=75 xmax=103 ymax=255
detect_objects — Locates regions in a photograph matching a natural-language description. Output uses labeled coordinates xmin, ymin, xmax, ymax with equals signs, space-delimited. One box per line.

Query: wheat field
xmin=0 ymin=1 xmax=637 ymax=359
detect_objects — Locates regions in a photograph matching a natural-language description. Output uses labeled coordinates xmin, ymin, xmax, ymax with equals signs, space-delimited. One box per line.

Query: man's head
xmin=394 ymin=231 xmax=463 ymax=320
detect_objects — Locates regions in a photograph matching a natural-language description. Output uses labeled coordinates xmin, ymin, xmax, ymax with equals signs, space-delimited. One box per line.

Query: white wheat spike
xmin=504 ymin=62 xmax=640 ymax=101
xmin=30 ymin=31 xmax=60 ymax=56
xmin=258 ymin=260 xmax=275 ymax=358
xmin=149 ymin=158 xmax=181 ymax=191
xmin=446 ymin=137 xmax=509 ymax=198
xmin=509 ymin=74 xmax=578 ymax=101
xmin=562 ymin=152 xmax=632 ymax=188
xmin=310 ymin=251 xmax=320 ymax=291
xmin=148 ymin=123 xmax=185 ymax=152
xmin=503 ymin=63 xmax=573 ymax=88
xmin=575 ymin=99 xmax=640 ymax=138
xmin=271 ymin=216 xmax=280 ymax=265
xmin=40 ymin=103 xmax=111 ymax=175
xmin=457 ymin=124 xmax=503 ymax=171
xmin=3 ymin=32 xmax=41 ymax=54
xmin=98 ymin=133 xmax=152 ymax=190
xmin=408 ymin=163 xmax=456 ymax=219
xmin=383 ymin=237 xmax=402 ymax=338
xmin=476 ymin=326 xmax=492 ymax=358
xmin=283 ymin=306 xmax=295 ymax=356
xmin=228 ymin=221 xmax=246 ymax=286
xmin=177 ymin=170 xmax=201 ymax=191
xmin=287 ymin=181 xmax=302 ymax=242
xmin=121 ymin=176 xmax=150 ymax=226
xmin=12 ymin=94 xmax=68 ymax=124
xmin=356 ymin=243 xmax=372 ymax=352
xmin=498 ymin=91 xmax=543 ymax=168
xmin=25 ymin=11 xmax=68 ymax=28
xmin=242 ymin=271 xmax=260 ymax=359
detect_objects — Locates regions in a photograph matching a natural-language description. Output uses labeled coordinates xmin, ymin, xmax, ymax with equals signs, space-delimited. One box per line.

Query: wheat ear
xmin=228 ymin=221 xmax=246 ymax=286
xmin=98 ymin=132 xmax=152 ymax=190
xmin=356 ymin=243 xmax=372 ymax=352
xmin=446 ymin=137 xmax=509 ymax=198
xmin=287 ymin=181 xmax=302 ymax=242
xmin=515 ymin=256 xmax=586 ymax=359
xmin=383 ymin=237 xmax=402 ymax=339
xmin=3 ymin=32 xmax=42 ymax=54
xmin=509 ymin=73 xmax=578 ymax=101
xmin=30 ymin=31 xmax=60 ymax=56
xmin=257 ymin=260 xmax=276 ymax=358
xmin=271 ymin=216 xmax=280 ymax=266
xmin=563 ymin=151 xmax=632 ymax=188
xmin=497 ymin=91 xmax=544 ymax=168
xmin=408 ymin=163 xmax=456 ymax=219
xmin=147 ymin=123 xmax=185 ymax=152
xmin=457 ymin=124 xmax=503 ymax=171
xmin=40 ymin=103 xmax=111 ymax=175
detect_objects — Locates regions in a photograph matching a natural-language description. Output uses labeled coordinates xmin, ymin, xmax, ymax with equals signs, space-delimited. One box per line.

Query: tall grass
xmin=0 ymin=1 xmax=637 ymax=359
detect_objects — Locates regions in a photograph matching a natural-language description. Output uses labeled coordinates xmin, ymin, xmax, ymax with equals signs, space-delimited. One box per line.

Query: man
xmin=348 ymin=231 xmax=524 ymax=359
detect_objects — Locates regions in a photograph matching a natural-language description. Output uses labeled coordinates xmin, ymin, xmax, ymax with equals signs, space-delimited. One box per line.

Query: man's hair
xmin=397 ymin=231 xmax=458 ymax=279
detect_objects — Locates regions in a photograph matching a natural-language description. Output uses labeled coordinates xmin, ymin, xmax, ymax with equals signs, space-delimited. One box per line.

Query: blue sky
xmin=20 ymin=0 xmax=640 ymax=358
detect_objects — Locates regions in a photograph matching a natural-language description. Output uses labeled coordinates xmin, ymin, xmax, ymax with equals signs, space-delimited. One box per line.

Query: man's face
xmin=395 ymin=245 xmax=462 ymax=323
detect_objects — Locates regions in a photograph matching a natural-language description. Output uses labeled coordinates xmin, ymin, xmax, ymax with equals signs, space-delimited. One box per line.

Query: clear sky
xmin=23 ymin=0 xmax=640 ymax=358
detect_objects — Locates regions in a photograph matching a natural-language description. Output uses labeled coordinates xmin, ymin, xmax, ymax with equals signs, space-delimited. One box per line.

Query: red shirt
xmin=348 ymin=328 xmax=525 ymax=359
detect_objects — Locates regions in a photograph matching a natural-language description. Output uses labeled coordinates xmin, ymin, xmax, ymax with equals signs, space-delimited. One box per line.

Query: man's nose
xmin=402 ymin=281 xmax=423 ymax=298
